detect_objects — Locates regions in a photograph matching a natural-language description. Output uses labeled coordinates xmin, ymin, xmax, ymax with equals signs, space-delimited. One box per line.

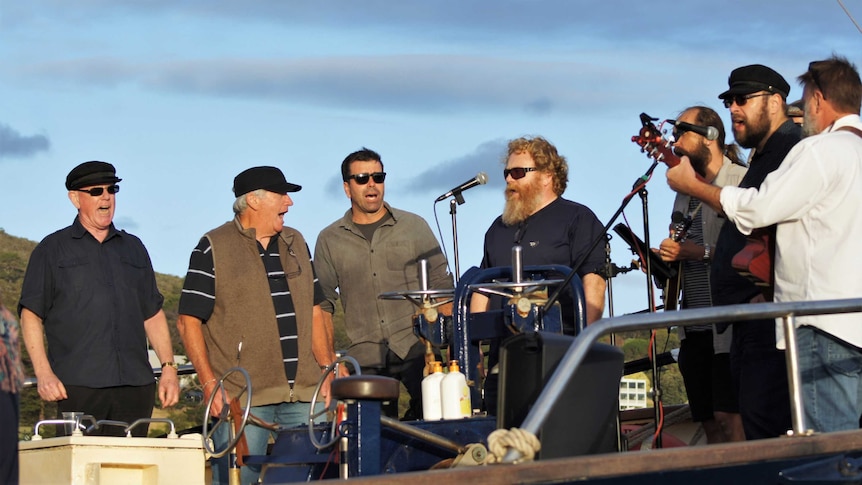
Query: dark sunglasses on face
xmin=75 ymin=185 xmax=120 ymax=196
xmin=503 ymin=167 xmax=538 ymax=180
xmin=347 ymin=172 xmax=386 ymax=185
xmin=722 ymin=92 xmax=771 ymax=109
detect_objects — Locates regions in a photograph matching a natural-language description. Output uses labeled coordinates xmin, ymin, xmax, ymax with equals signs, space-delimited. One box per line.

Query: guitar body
xmin=660 ymin=210 xmax=694 ymax=312
xmin=731 ymin=228 xmax=774 ymax=299
xmin=663 ymin=262 xmax=683 ymax=311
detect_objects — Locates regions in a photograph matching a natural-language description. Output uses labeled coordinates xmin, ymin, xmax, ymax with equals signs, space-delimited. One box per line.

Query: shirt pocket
xmin=119 ymin=255 xmax=150 ymax=292
xmin=384 ymin=240 xmax=416 ymax=272
xmin=57 ymin=257 xmax=92 ymax=293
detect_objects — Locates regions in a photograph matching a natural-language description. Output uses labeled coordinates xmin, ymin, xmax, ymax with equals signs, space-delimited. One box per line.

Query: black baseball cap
xmin=232 ymin=166 xmax=301 ymax=197
xmin=718 ymin=64 xmax=790 ymax=100
xmin=65 ymin=161 xmax=122 ymax=190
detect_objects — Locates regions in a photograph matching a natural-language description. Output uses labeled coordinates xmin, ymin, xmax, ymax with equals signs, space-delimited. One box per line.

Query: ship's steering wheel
xmin=308 ymin=355 xmax=361 ymax=450
xmin=202 ymin=367 xmax=253 ymax=458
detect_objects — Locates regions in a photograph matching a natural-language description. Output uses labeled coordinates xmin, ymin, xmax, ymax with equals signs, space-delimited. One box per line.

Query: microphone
xmin=435 ymin=172 xmax=488 ymax=202
xmin=667 ymin=119 xmax=719 ymax=141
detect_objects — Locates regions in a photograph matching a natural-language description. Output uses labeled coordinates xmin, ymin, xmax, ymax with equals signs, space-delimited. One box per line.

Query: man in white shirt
xmin=667 ymin=55 xmax=862 ymax=432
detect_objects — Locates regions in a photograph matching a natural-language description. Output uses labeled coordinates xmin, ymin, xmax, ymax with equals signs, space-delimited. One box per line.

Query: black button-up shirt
xmin=18 ymin=217 xmax=164 ymax=387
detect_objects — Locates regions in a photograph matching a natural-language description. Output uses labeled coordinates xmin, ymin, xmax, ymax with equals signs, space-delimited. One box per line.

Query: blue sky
xmin=2 ymin=1 xmax=860 ymax=317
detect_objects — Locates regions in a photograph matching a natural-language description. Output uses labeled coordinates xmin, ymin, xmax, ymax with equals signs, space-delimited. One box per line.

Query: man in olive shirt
xmin=314 ymin=148 xmax=453 ymax=420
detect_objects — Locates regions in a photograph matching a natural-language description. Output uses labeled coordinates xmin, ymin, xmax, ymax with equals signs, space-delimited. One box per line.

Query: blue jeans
xmin=796 ymin=326 xmax=862 ymax=433
xmin=211 ymin=401 xmax=323 ymax=485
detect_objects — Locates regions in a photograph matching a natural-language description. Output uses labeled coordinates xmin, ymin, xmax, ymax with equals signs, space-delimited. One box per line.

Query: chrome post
xmin=782 ymin=314 xmax=810 ymax=436
xmin=511 ymin=246 xmax=523 ymax=286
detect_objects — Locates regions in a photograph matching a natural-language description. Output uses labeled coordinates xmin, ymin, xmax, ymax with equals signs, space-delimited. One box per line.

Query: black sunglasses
xmin=722 ymin=92 xmax=771 ymax=109
xmin=503 ymin=167 xmax=538 ymax=180
xmin=75 ymin=185 xmax=120 ymax=196
xmin=347 ymin=172 xmax=386 ymax=185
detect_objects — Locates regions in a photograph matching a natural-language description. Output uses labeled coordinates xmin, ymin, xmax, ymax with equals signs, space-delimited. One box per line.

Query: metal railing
xmin=503 ymin=297 xmax=862 ymax=463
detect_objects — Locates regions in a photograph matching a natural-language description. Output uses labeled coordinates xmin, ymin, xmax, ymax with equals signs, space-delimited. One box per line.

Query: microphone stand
xmin=449 ymin=191 xmax=467 ymax=284
xmin=543 ymin=159 xmax=666 ymax=448
xmin=635 ymin=165 xmax=664 ymax=449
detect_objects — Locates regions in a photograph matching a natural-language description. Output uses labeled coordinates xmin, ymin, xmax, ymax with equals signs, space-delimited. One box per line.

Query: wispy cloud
xmin=406 ymin=139 xmax=508 ymax=195
xmin=11 ymin=54 xmax=680 ymax=116
xmin=0 ymin=123 xmax=50 ymax=159
xmin=114 ymin=216 xmax=139 ymax=231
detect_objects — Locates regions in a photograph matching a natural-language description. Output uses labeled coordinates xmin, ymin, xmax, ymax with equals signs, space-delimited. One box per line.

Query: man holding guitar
xmin=668 ymin=56 xmax=862 ymax=434
xmin=666 ymin=65 xmax=801 ymax=441
xmin=657 ymin=106 xmax=747 ymax=443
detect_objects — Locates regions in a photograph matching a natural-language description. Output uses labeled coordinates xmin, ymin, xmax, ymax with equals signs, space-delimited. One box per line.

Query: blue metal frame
xmin=447 ymin=264 xmax=587 ymax=407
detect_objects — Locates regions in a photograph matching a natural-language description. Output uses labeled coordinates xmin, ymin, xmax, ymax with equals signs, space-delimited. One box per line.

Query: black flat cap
xmin=718 ymin=64 xmax=790 ymax=100
xmin=233 ymin=166 xmax=301 ymax=197
xmin=65 ymin=161 xmax=122 ymax=190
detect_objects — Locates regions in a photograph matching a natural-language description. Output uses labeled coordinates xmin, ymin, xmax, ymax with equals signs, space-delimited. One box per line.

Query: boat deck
xmin=339 ymin=429 xmax=862 ymax=484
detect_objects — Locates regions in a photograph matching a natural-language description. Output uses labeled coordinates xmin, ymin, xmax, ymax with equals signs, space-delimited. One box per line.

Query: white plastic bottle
xmin=421 ymin=361 xmax=445 ymax=420
xmin=441 ymin=360 xmax=471 ymax=419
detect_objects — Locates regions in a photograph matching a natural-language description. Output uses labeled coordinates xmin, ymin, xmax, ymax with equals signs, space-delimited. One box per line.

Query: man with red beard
xmin=473 ymin=136 xmax=607 ymax=328
xmin=315 ymin=148 xmax=453 ymax=421
xmin=691 ymin=65 xmax=800 ymax=440
xmin=471 ymin=137 xmax=606 ymax=416
xmin=657 ymin=106 xmax=747 ymax=443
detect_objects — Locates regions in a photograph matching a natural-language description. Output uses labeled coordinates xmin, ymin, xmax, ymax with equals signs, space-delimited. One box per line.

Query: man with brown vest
xmin=177 ymin=166 xmax=339 ymax=485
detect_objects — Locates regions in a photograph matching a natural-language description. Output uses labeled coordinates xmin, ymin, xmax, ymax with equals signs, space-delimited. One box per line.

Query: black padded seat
xmin=330 ymin=375 xmax=401 ymax=401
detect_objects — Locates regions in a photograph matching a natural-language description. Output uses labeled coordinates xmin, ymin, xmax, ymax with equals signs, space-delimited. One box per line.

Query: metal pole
xmin=450 ymin=199 xmax=460 ymax=284
xmin=782 ymin=314 xmax=809 ymax=436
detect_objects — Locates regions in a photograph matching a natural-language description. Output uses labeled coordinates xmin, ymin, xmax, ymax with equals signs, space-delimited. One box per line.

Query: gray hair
xmin=232 ymin=189 xmax=268 ymax=215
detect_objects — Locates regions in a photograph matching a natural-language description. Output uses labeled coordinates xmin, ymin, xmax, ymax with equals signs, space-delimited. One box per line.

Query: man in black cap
xmin=668 ymin=64 xmax=801 ymax=440
xmin=19 ymin=161 xmax=179 ymax=437
xmin=670 ymin=55 xmax=862 ymax=434
xmin=177 ymin=166 xmax=339 ymax=485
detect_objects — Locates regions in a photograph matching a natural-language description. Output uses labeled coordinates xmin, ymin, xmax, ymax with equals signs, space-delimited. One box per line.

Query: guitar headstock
xmin=631 ymin=113 xmax=681 ymax=168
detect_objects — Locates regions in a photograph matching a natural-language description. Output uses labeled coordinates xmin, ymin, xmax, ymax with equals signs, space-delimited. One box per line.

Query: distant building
xmin=147 ymin=350 xmax=195 ymax=389
xmin=619 ymin=377 xmax=648 ymax=410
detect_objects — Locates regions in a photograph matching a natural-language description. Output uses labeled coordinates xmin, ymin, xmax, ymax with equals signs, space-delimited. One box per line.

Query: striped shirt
xmin=179 ymin=235 xmax=325 ymax=385
xmin=681 ymin=198 xmax=712 ymax=332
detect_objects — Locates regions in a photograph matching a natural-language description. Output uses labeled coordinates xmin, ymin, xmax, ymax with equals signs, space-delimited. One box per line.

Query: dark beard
xmin=675 ymin=143 xmax=711 ymax=177
xmin=502 ymin=179 xmax=543 ymax=225
xmin=734 ymin=102 xmax=771 ymax=149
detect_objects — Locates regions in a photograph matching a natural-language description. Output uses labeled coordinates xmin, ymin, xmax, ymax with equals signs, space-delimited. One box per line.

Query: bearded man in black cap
xmin=19 ymin=161 xmax=179 ymax=437
xmin=177 ymin=166 xmax=339 ymax=485
xmin=669 ymin=64 xmax=801 ymax=440
xmin=670 ymin=55 xmax=862 ymax=434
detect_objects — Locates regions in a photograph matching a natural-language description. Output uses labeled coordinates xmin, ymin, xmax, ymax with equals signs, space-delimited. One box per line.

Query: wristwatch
xmin=703 ymin=244 xmax=712 ymax=262
xmin=161 ymin=361 xmax=178 ymax=370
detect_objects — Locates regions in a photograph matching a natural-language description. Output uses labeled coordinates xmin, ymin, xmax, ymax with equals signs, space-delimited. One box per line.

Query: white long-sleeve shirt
xmin=720 ymin=114 xmax=862 ymax=349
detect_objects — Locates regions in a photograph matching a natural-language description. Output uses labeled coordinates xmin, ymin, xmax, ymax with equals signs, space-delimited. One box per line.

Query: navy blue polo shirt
xmin=18 ymin=217 xmax=164 ymax=388
xmin=481 ymin=197 xmax=606 ymax=277
xmin=480 ymin=197 xmax=606 ymax=334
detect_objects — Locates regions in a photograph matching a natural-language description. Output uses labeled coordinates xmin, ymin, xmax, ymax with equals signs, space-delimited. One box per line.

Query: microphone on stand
xmin=435 ymin=172 xmax=488 ymax=202
xmin=666 ymin=119 xmax=720 ymax=141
